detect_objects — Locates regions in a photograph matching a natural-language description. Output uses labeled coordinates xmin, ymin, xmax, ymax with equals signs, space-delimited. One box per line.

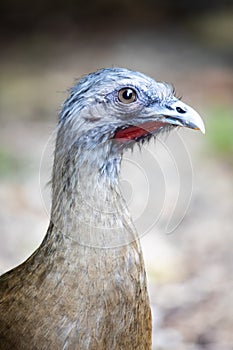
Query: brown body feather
xmin=0 ymin=223 xmax=152 ymax=349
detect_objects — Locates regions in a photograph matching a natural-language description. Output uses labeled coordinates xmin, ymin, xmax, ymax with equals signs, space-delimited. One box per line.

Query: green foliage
xmin=0 ymin=149 xmax=24 ymax=178
xmin=207 ymin=106 xmax=233 ymax=158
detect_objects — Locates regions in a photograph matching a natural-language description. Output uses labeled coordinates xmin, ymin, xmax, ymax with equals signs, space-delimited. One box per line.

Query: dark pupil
xmin=123 ymin=89 xmax=133 ymax=100
xmin=176 ymin=107 xmax=186 ymax=114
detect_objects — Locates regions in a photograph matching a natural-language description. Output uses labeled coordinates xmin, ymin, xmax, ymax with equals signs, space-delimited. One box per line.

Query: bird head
xmin=60 ymin=67 xmax=205 ymax=149
xmin=56 ymin=67 xmax=205 ymax=182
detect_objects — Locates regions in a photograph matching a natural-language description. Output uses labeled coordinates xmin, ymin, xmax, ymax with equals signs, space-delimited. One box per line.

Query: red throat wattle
xmin=114 ymin=120 xmax=168 ymax=141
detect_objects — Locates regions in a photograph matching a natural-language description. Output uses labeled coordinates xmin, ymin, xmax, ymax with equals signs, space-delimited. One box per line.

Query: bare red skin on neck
xmin=114 ymin=121 xmax=168 ymax=140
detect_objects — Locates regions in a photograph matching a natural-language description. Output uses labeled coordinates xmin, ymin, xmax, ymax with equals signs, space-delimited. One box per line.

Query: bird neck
xmin=49 ymin=128 xmax=137 ymax=248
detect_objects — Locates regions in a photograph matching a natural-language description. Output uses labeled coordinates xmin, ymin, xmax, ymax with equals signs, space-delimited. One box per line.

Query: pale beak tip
xmin=194 ymin=125 xmax=205 ymax=134
xmin=188 ymin=109 xmax=206 ymax=135
xmin=197 ymin=121 xmax=205 ymax=134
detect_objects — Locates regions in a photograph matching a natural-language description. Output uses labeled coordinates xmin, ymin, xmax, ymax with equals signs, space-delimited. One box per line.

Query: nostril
xmin=176 ymin=107 xmax=186 ymax=114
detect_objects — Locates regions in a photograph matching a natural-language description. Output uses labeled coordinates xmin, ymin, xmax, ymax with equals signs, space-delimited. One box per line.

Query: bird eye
xmin=118 ymin=88 xmax=137 ymax=104
xmin=176 ymin=106 xmax=186 ymax=114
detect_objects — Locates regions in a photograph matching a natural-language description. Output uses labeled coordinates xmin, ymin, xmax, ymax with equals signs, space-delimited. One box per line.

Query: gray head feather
xmin=52 ymin=67 xmax=203 ymax=186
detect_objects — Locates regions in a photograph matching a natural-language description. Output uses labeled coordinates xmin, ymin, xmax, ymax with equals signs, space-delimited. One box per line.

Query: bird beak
xmin=113 ymin=100 xmax=205 ymax=142
xmin=162 ymin=101 xmax=205 ymax=134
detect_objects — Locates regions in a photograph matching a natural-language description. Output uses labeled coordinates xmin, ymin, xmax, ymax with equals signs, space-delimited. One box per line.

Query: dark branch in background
xmin=0 ymin=0 xmax=232 ymax=38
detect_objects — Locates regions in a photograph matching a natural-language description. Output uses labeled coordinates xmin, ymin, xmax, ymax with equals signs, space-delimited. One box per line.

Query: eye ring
xmin=118 ymin=88 xmax=137 ymax=104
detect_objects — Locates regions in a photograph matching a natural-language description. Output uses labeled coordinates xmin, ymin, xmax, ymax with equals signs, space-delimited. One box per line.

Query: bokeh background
xmin=0 ymin=1 xmax=233 ymax=349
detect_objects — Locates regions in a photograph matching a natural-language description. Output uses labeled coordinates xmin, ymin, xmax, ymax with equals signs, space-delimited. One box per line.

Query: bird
xmin=0 ymin=67 xmax=205 ymax=350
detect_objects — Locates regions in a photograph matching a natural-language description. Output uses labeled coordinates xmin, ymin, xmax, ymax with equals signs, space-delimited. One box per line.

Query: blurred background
xmin=0 ymin=1 xmax=233 ymax=349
